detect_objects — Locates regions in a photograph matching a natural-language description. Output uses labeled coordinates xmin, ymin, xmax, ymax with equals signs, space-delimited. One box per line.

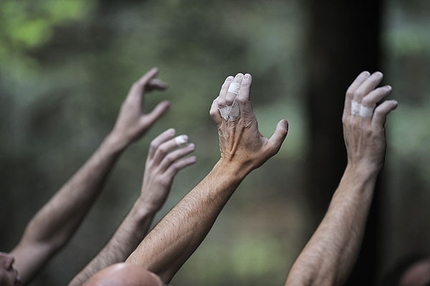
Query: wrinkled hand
xmin=209 ymin=73 xmax=288 ymax=172
xmin=111 ymin=68 xmax=170 ymax=147
xmin=139 ymin=128 xmax=197 ymax=212
xmin=343 ymin=71 xmax=398 ymax=172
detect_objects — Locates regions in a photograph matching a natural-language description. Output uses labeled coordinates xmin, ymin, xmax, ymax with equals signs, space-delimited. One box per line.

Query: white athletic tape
xmin=360 ymin=106 xmax=374 ymax=118
xmin=227 ymin=82 xmax=241 ymax=95
xmin=219 ymin=99 xmax=240 ymax=121
xmin=351 ymin=100 xmax=361 ymax=116
xmin=174 ymin=135 xmax=188 ymax=146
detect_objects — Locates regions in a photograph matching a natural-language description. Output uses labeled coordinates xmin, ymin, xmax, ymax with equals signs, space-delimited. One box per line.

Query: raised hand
xmin=139 ymin=128 xmax=197 ymax=212
xmin=343 ymin=71 xmax=398 ymax=172
xmin=209 ymin=73 xmax=288 ymax=172
xmin=111 ymin=68 xmax=170 ymax=147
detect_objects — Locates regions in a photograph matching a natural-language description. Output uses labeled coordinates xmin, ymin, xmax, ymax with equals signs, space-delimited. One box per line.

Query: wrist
xmin=103 ymin=131 xmax=131 ymax=153
xmin=345 ymin=162 xmax=381 ymax=179
xmin=214 ymin=159 xmax=252 ymax=182
xmin=341 ymin=164 xmax=380 ymax=195
xmin=129 ymin=198 xmax=158 ymax=223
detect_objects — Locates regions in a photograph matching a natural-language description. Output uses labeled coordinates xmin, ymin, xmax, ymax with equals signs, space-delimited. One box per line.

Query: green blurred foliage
xmin=0 ymin=0 xmax=430 ymax=285
xmin=0 ymin=0 xmax=95 ymax=80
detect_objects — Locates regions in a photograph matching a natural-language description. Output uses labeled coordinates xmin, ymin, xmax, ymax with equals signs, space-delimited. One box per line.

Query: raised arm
xmin=10 ymin=68 xmax=170 ymax=284
xmin=285 ymin=71 xmax=398 ymax=286
xmin=123 ymin=73 xmax=289 ymax=284
xmin=68 ymin=129 xmax=196 ymax=286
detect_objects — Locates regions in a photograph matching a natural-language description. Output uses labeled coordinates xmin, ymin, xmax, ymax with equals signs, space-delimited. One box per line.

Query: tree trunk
xmin=304 ymin=0 xmax=383 ymax=285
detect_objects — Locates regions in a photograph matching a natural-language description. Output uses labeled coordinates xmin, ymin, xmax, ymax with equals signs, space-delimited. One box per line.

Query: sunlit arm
xmin=125 ymin=73 xmax=289 ymax=285
xmin=126 ymin=159 xmax=248 ymax=284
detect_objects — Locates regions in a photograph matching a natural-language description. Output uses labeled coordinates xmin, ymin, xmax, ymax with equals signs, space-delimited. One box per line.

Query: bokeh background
xmin=1 ymin=0 xmax=429 ymax=285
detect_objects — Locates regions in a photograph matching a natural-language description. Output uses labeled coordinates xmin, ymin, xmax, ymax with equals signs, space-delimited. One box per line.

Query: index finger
xmin=131 ymin=67 xmax=160 ymax=95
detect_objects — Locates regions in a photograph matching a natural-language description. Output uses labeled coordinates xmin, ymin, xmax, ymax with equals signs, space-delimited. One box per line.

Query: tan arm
xmin=125 ymin=73 xmax=289 ymax=284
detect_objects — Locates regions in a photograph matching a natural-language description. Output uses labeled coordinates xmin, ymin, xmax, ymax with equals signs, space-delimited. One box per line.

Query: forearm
xmin=69 ymin=199 xmax=156 ymax=286
xmin=285 ymin=165 xmax=379 ymax=286
xmin=12 ymin=132 xmax=127 ymax=282
xmin=126 ymin=159 xmax=249 ymax=284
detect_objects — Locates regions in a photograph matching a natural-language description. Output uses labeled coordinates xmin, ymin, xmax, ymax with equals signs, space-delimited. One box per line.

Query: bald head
xmin=400 ymin=259 xmax=430 ymax=286
xmin=84 ymin=263 xmax=163 ymax=286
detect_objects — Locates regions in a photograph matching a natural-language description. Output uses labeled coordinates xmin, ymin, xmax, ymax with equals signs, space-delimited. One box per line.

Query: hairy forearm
xmin=68 ymin=200 xmax=156 ymax=286
xmin=126 ymin=159 xmax=249 ymax=284
xmin=285 ymin=165 xmax=379 ymax=286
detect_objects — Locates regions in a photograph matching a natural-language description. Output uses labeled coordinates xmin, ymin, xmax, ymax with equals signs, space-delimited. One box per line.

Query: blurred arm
xmin=10 ymin=68 xmax=170 ymax=284
xmin=285 ymin=71 xmax=398 ymax=286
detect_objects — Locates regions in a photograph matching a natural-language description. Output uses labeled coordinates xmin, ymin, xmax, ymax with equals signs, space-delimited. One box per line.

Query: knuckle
xmin=158 ymin=145 xmax=169 ymax=155
xmin=163 ymin=153 xmax=174 ymax=165
xmin=209 ymin=108 xmax=218 ymax=117
xmin=361 ymin=97 xmax=372 ymax=106
xmin=353 ymin=90 xmax=363 ymax=99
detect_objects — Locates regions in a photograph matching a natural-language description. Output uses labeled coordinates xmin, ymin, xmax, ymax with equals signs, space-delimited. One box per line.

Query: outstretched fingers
xmin=150 ymin=133 xmax=196 ymax=169
xmin=160 ymin=145 xmax=197 ymax=177
xmin=148 ymin=129 xmax=176 ymax=159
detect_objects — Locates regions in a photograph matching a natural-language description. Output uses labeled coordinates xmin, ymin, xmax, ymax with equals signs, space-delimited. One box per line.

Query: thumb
xmin=267 ymin=119 xmax=289 ymax=155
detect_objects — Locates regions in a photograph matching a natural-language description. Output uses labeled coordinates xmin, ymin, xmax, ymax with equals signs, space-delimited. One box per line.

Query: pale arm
xmin=285 ymin=71 xmax=398 ymax=286
xmin=10 ymin=68 xmax=170 ymax=284
xmin=126 ymin=73 xmax=289 ymax=284
xmin=68 ymin=129 xmax=196 ymax=286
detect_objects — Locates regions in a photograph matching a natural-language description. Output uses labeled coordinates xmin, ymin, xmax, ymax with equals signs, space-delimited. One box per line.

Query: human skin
xmin=83 ymin=263 xmax=164 ymax=286
xmin=122 ymin=73 xmax=289 ymax=284
xmin=0 ymin=252 xmax=21 ymax=286
xmin=68 ymin=129 xmax=196 ymax=286
xmin=4 ymin=68 xmax=170 ymax=285
xmin=285 ymin=71 xmax=398 ymax=286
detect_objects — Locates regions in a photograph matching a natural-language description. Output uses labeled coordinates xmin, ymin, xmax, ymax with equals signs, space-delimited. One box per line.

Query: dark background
xmin=1 ymin=0 xmax=429 ymax=285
